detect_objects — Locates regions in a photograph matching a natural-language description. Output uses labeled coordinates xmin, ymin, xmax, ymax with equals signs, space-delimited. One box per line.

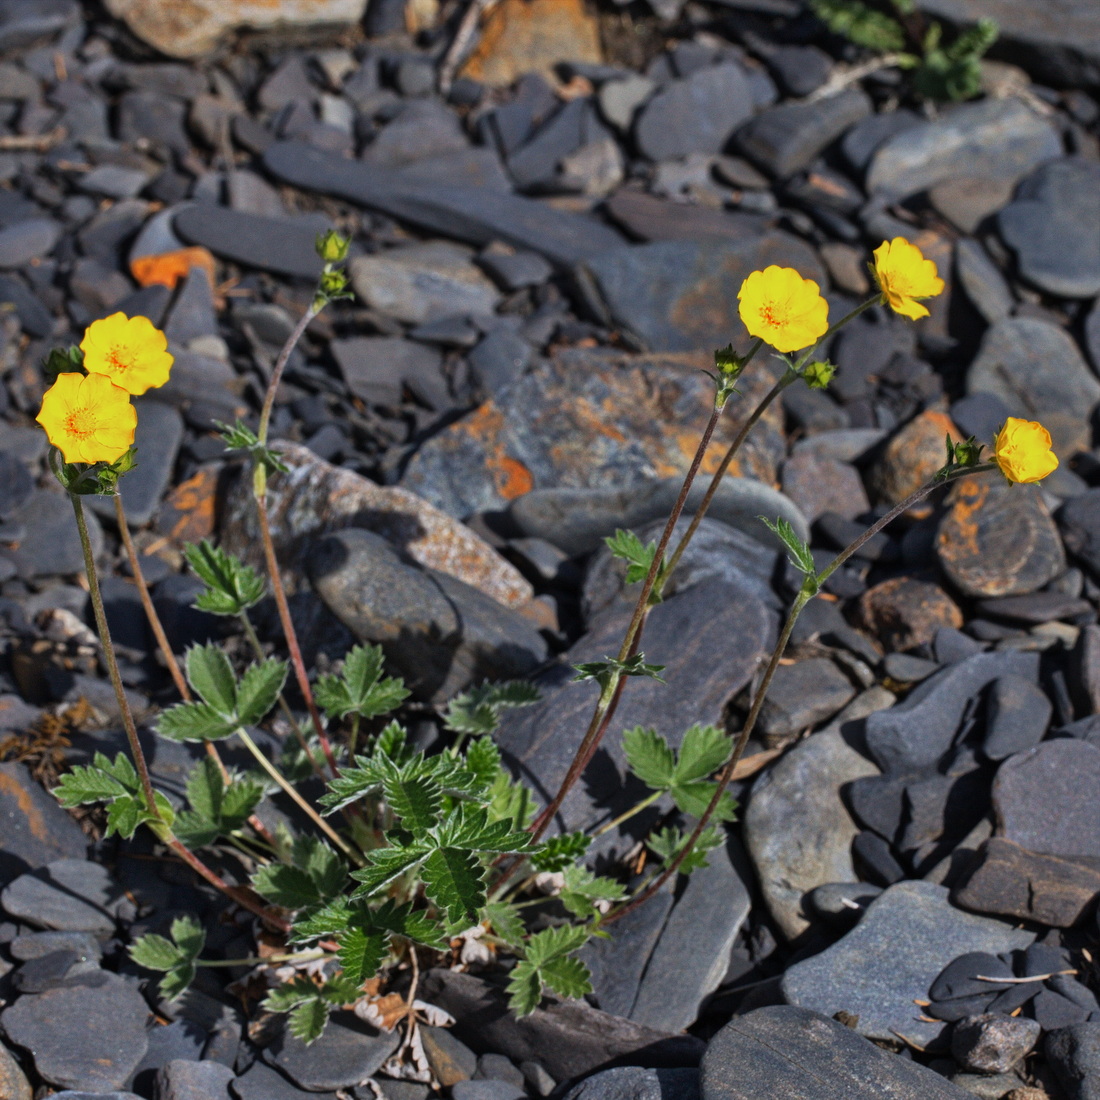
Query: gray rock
xmin=331 ymin=336 xmax=443 ymax=407
xmin=1046 ymin=1021 xmax=1100 ymax=1100
xmin=735 ymin=89 xmax=871 ymax=178
xmin=231 ymin=1060 xmax=340 ymax=1100
xmin=0 ymin=762 xmax=87 ymax=883
xmin=349 ymin=242 xmax=501 ymax=324
xmin=363 ymin=100 xmax=470 ymax=167
xmin=494 ymin=580 xmax=771 ymax=843
xmin=992 ymin=739 xmax=1100 ymax=859
xmin=0 ymin=0 xmax=79 ymax=52
xmin=154 ymin=1059 xmax=234 ymax=1100
xmin=164 ymin=267 xmax=218 ymax=345
xmin=1060 ymin=489 xmax=1100 ymax=578
xmin=308 ymin=527 xmax=547 ymax=702
xmin=955 ymin=238 xmax=1014 ymax=324
xmin=564 ymin=1067 xmax=698 ymax=1100
xmin=1 ymin=859 xmax=123 ymax=932
xmin=0 ymin=971 xmax=150 ymax=1091
xmin=635 ymin=63 xmax=754 ymax=161
xmin=840 ymin=108 xmax=923 ymax=177
xmin=598 ymin=75 xmax=655 ymax=131
xmin=863 ymin=651 xmax=1039 ymax=772
xmin=264 ymin=141 xmax=625 ymax=269
xmin=866 ymin=98 xmax=1061 ymax=200
xmin=512 ymin=476 xmax=807 ymax=559
xmin=173 ymin=205 xmax=324 ymax=280
xmin=418 ymin=968 xmax=703 ymax=1083
xmin=468 ymin=329 xmax=533 ymax=398
xmin=780 ymin=881 xmax=1034 ymax=1047
xmin=263 ymin=1010 xmax=399 ymax=1091
xmin=0 ymin=218 xmax=59 ymax=268
xmin=951 ymin=1013 xmax=1040 ymax=1074
xmin=756 ymin=658 xmax=858 ymax=743
xmin=129 ymin=1019 xmax=206 ymax=1095
xmin=6 ymin=488 xmax=105 ymax=579
xmin=999 ymin=157 xmax=1100 ymax=298
xmin=79 ymin=164 xmax=152 ymax=200
xmin=630 ymin=837 xmax=752 ymax=1031
xmin=701 ymin=1005 xmax=974 ymax=1099
xmin=983 ymin=674 xmax=1051 ymax=760
xmin=745 ymin=689 xmax=892 ymax=940
xmin=9 ymin=930 xmax=100 ymax=961
xmin=452 ymin=1083 xmax=525 ymax=1100
xmin=581 ymin=882 xmax=675 ymax=1019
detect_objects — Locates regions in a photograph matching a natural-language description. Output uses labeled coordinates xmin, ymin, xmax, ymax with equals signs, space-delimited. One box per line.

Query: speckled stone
xmin=936 ymin=477 xmax=1065 ymax=597
xmin=858 ymin=577 xmax=963 ymax=652
xmin=869 ymin=409 xmax=961 ymax=505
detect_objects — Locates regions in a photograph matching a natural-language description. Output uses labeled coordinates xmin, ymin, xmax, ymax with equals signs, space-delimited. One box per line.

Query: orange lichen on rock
xmin=131 ymin=246 xmax=217 ymax=290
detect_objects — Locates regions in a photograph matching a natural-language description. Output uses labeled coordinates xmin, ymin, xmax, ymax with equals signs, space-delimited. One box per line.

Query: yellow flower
xmin=37 ymin=372 xmax=137 ymax=465
xmin=737 ymin=266 xmax=829 ymax=353
xmin=80 ymin=312 xmax=173 ymax=395
xmin=993 ymin=418 xmax=1059 ymax=484
xmin=872 ymin=238 xmax=945 ymax=320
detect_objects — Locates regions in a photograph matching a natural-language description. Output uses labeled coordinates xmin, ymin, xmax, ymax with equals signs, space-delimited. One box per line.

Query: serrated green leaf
xmin=605 ymin=528 xmax=658 ymax=585
xmin=184 ymin=540 xmax=266 ymax=616
xmin=338 ymin=927 xmax=386 ymax=985
xmin=506 ymin=959 xmax=542 ymax=1017
xmin=170 ymin=915 xmax=205 ymax=959
xmin=186 ymin=644 xmax=238 ymax=714
xmin=421 ymin=847 xmax=485 ymax=925
xmin=351 ymin=844 xmax=429 ymax=898
xmin=237 ymin=658 xmax=288 ymax=726
xmin=288 ymin=996 xmax=329 ymax=1044
xmin=441 ymin=681 xmax=540 ymax=736
xmin=647 ymin=824 xmax=725 ymax=874
xmin=622 ymin=726 xmax=676 ymax=789
xmin=530 ymin=831 xmax=590 ymax=873
xmin=559 ymin=865 xmax=626 ymax=920
xmin=158 ymin=961 xmax=197 ymax=1001
xmin=487 ymin=769 xmax=535 ymax=829
xmin=264 ymin=975 xmax=318 ymax=1012
xmin=221 ymin=778 xmax=264 ymax=827
xmin=293 ymin=836 xmax=346 ymax=899
xmin=540 ymin=954 xmax=592 ymax=1000
xmin=760 ymin=516 xmax=815 ymax=576
xmin=524 ymin=923 xmax=591 ymax=966
xmin=157 ymin=701 xmax=238 ymax=742
xmin=464 ymin=737 xmax=501 ymax=788
xmin=674 ymin=724 xmax=733 ymax=783
xmin=669 ymin=782 xmax=738 ymax=822
xmin=106 ymin=794 xmax=144 ymax=839
xmin=252 ymin=864 xmax=321 ymax=909
xmin=483 ymin=900 xmax=526 ymax=947
xmin=438 ymin=803 xmax=532 ymax=854
xmin=382 ymin=768 xmax=443 ymax=834
xmin=290 ymin=897 xmax=355 ymax=943
xmin=572 ymin=654 xmax=665 ymax=689
xmin=129 ymin=933 xmax=182 ymax=971
xmin=184 ymin=757 xmax=224 ymax=823
xmin=53 ymin=755 xmax=131 ymax=807
xmin=375 ymin=720 xmax=410 ymax=762
xmin=318 ymin=756 xmax=386 ymax=815
xmin=172 ymin=811 xmax=221 ymax=849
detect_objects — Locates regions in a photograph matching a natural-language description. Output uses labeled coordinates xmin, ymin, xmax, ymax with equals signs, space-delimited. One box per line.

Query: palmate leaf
xmin=675 ymin=724 xmax=733 ymax=783
xmin=647 ymin=824 xmax=725 ymax=874
xmin=337 ymin=926 xmax=387 ymax=985
xmin=351 ymin=844 xmax=430 ymax=898
xmin=530 ymin=831 xmax=590 ymax=873
xmin=184 ymin=540 xmax=266 ymax=617
xmin=760 ymin=516 xmax=815 ymax=577
xmin=253 ymin=864 xmax=321 ymax=910
xmin=559 ymin=865 xmax=626 ymax=919
xmin=184 ymin=756 xmax=224 ymax=822
xmin=381 ymin=766 xmax=443 ymax=834
xmin=318 ymin=756 xmax=387 ymax=815
xmin=622 ymin=726 xmax=676 ymax=789
xmin=483 ymin=900 xmax=525 ymax=947
xmin=53 ymin=751 xmax=136 ymax=807
xmin=420 ymin=847 xmax=485 ymax=925
xmin=293 ymin=835 xmax=346 ymax=900
xmin=157 ymin=701 xmax=238 ymax=742
xmin=186 ymin=644 xmax=237 ymax=714
xmin=314 ymin=644 xmax=409 ymax=721
xmin=237 ymin=658 xmax=288 ymax=726
xmin=130 ymin=914 xmax=205 ymax=1002
xmin=506 ymin=924 xmax=593 ymax=1016
xmin=441 ymin=681 xmax=540 ymax=736
xmin=289 ymin=996 xmax=330 ymax=1044
xmin=604 ymin=528 xmax=658 ymax=585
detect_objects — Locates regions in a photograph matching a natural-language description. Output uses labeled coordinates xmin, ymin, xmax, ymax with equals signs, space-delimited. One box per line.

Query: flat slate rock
xmin=634 ymin=63 xmax=754 ymax=161
xmin=992 ymin=738 xmax=1100 ymax=859
xmin=999 ymin=156 xmax=1100 ymax=298
xmin=263 ymin=140 xmax=624 ymax=268
xmin=232 ymin=1060 xmax=341 ymax=1100
xmin=630 ymin=837 xmax=752 ymax=1032
xmin=401 ymin=348 xmax=787 ymax=520
xmin=935 ymin=476 xmax=1065 ymax=598
xmin=966 ymin=316 xmax=1100 ymax=455
xmin=418 ymin=968 xmax=704 ymax=1083
xmin=512 ymin=476 xmax=805 ymax=560
xmin=219 ymin=442 xmax=531 ymax=610
xmin=865 ymin=98 xmax=1061 ymax=200
xmin=735 ymin=88 xmax=872 ymax=179
xmin=0 ymin=762 xmax=87 ymax=884
xmin=494 ymin=579 xmax=772 ymax=841
xmin=863 ymin=651 xmax=1038 ymax=773
xmin=952 ymin=836 xmax=1100 ymax=927
xmin=701 ymin=1005 xmax=975 ymax=1099
xmin=780 ymin=880 xmax=1034 ymax=1047
xmin=263 ymin=1010 xmax=398 ymax=1091
xmin=174 ymin=205 xmax=325 ymax=280
xmin=0 ymin=971 xmax=150 ymax=1091
xmin=7 ymin=488 xmax=104 ymax=578
xmin=1 ymin=858 xmax=123 ymax=933
xmin=745 ymin=689 xmax=892 ymax=940
xmin=578 ymin=234 xmax=825 ymax=352
xmin=605 ymin=191 xmax=767 ymax=244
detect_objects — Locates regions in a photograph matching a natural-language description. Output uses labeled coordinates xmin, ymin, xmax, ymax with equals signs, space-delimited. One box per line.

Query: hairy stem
xmin=607 ymin=464 xmax=992 ymax=921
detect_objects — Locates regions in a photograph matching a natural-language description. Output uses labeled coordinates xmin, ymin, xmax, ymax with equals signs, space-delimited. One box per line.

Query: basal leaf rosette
xmin=36 ymin=372 xmax=137 ymax=465
xmin=737 ymin=266 xmax=829 ymax=353
xmin=80 ymin=311 xmax=173 ymax=395
xmin=993 ymin=417 xmax=1058 ymax=484
xmin=872 ymin=237 xmax=945 ymax=320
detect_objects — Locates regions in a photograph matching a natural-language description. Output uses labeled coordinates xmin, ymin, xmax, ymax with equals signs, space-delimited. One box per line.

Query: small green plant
xmin=810 ymin=0 xmax=998 ymax=101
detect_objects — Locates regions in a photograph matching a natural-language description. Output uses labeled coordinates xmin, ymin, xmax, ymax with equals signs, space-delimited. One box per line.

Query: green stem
xmin=593 ymin=790 xmax=662 ymax=838
xmin=235 ymin=727 xmax=362 ymax=865
xmin=606 ymin=462 xmax=993 ymax=923
xmin=347 ymin=714 xmax=361 ymax=760
xmin=196 ymin=949 xmax=328 ymax=968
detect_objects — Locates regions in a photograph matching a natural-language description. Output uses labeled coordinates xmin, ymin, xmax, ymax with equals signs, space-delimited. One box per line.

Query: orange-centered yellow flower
xmin=872 ymin=238 xmax=945 ymax=320
xmin=80 ymin=312 xmax=173 ymax=395
xmin=36 ymin=372 xmax=137 ymax=465
xmin=737 ymin=266 xmax=829 ymax=353
xmin=993 ymin=418 xmax=1058 ymax=484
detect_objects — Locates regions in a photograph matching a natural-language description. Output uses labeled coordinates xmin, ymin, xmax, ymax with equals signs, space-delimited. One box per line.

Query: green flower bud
xmin=316 ymin=230 xmax=350 ymax=263
xmin=714 ymin=343 xmax=739 ymax=375
xmin=803 ymin=359 xmax=836 ymax=390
